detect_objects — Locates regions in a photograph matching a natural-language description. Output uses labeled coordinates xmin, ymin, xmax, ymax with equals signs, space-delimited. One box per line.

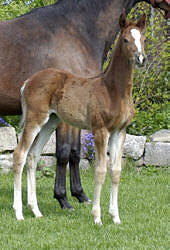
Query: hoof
xmin=72 ymin=192 xmax=89 ymax=203
xmin=67 ymin=207 xmax=75 ymax=212
xmin=36 ymin=214 xmax=43 ymax=219
xmin=17 ymin=216 xmax=24 ymax=221
xmin=94 ymin=217 xmax=102 ymax=226
xmin=28 ymin=204 xmax=43 ymax=218
xmin=113 ymin=217 xmax=121 ymax=224
xmin=13 ymin=205 xmax=24 ymax=220
xmin=92 ymin=208 xmax=102 ymax=225
xmin=109 ymin=210 xmax=121 ymax=224
xmin=54 ymin=194 xmax=73 ymax=209
xmin=85 ymin=199 xmax=92 ymax=205
xmin=15 ymin=212 xmax=24 ymax=221
xmin=35 ymin=212 xmax=43 ymax=218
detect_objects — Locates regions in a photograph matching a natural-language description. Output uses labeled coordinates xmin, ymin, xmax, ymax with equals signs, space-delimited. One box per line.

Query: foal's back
xmin=23 ymin=63 xmax=127 ymax=132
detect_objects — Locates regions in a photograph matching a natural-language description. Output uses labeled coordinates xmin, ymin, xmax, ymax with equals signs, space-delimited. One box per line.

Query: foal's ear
xmin=136 ymin=14 xmax=146 ymax=30
xmin=119 ymin=11 xmax=127 ymax=29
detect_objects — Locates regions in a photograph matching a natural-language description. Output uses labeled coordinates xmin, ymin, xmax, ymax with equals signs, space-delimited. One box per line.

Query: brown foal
xmin=13 ymin=12 xmax=146 ymax=224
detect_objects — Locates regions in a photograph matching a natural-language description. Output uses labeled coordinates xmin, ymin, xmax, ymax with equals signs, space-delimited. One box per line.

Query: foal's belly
xmin=55 ymin=83 xmax=91 ymax=130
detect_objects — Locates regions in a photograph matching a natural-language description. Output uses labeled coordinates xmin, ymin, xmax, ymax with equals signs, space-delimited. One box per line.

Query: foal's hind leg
xmin=92 ymin=128 xmax=110 ymax=225
xmin=69 ymin=128 xmax=90 ymax=203
xmin=26 ymin=114 xmax=60 ymax=218
xmin=108 ymin=130 xmax=126 ymax=224
xmin=13 ymin=117 xmax=44 ymax=220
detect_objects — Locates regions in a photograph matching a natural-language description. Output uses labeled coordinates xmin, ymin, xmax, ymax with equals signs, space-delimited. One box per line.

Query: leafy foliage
xmin=0 ymin=0 xmax=56 ymax=20
xmin=0 ymin=116 xmax=20 ymax=133
xmin=128 ymin=3 xmax=168 ymax=135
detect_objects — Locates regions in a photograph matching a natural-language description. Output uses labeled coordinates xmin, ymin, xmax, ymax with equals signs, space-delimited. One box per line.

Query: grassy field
xmin=0 ymin=163 xmax=168 ymax=250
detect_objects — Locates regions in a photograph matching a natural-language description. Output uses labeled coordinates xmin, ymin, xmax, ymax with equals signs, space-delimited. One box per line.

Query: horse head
xmin=150 ymin=0 xmax=170 ymax=19
xmin=119 ymin=12 xmax=146 ymax=67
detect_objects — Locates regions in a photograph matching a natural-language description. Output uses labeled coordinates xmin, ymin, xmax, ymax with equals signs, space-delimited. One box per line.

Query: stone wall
xmin=0 ymin=127 xmax=169 ymax=173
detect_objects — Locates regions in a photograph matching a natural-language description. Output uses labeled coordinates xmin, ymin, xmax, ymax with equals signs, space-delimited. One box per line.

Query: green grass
xmin=0 ymin=163 xmax=169 ymax=250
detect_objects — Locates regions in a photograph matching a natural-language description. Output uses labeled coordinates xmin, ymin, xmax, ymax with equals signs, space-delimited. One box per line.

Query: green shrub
xmin=0 ymin=115 xmax=20 ymax=133
xmin=127 ymin=3 xmax=168 ymax=135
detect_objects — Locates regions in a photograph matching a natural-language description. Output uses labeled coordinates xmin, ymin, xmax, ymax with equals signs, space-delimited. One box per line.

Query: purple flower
xmin=0 ymin=117 xmax=9 ymax=126
xmin=82 ymin=132 xmax=95 ymax=160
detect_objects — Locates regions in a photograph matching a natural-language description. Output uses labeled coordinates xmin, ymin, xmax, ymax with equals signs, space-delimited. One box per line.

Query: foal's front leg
xmin=108 ymin=130 xmax=126 ymax=224
xmin=92 ymin=128 xmax=110 ymax=225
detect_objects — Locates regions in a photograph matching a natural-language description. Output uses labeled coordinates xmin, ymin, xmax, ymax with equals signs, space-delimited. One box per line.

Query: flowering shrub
xmin=0 ymin=116 xmax=20 ymax=132
xmin=82 ymin=132 xmax=95 ymax=161
xmin=0 ymin=117 xmax=10 ymax=127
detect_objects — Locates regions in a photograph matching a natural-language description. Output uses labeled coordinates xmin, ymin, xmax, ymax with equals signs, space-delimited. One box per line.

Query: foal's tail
xmin=20 ymin=80 xmax=27 ymax=129
xmin=20 ymin=102 xmax=26 ymax=129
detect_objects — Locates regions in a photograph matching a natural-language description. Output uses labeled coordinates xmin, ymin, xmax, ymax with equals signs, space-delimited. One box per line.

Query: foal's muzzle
xmin=135 ymin=53 xmax=146 ymax=67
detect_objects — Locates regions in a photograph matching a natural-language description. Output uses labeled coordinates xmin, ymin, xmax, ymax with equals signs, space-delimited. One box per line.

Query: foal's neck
xmin=104 ymin=36 xmax=133 ymax=97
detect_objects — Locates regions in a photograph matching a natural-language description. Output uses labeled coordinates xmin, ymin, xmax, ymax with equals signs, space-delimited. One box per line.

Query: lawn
xmin=0 ymin=162 xmax=168 ymax=250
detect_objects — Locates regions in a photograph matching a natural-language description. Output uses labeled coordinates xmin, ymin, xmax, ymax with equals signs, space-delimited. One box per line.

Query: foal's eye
xmin=124 ymin=38 xmax=129 ymax=43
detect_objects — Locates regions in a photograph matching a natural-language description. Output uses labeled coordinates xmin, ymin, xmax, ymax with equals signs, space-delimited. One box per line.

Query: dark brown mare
xmin=0 ymin=0 xmax=169 ymax=209
xmin=13 ymin=12 xmax=146 ymax=223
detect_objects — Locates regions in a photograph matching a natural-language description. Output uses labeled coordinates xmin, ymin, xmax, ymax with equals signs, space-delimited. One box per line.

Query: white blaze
xmin=130 ymin=29 xmax=144 ymax=63
xmin=130 ymin=29 xmax=142 ymax=52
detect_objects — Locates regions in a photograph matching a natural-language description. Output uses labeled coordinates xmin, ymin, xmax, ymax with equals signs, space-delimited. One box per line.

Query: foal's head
xmin=119 ymin=12 xmax=146 ymax=66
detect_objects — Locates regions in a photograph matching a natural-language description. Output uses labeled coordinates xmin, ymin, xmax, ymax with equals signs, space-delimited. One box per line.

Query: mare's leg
xmin=54 ymin=123 xmax=73 ymax=209
xmin=69 ymin=128 xmax=90 ymax=203
xmin=13 ymin=113 xmax=46 ymax=220
xmin=26 ymin=114 xmax=60 ymax=218
xmin=91 ymin=128 xmax=110 ymax=225
xmin=108 ymin=130 xmax=126 ymax=224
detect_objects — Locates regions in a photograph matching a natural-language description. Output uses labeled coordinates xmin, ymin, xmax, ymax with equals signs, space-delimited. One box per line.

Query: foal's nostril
xmin=137 ymin=57 xmax=140 ymax=63
xmin=135 ymin=55 xmax=141 ymax=64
